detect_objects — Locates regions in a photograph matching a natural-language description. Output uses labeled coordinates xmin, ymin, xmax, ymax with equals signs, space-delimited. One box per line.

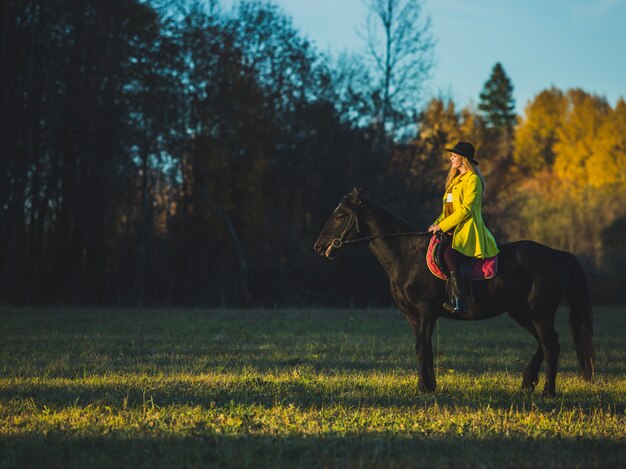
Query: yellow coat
xmin=433 ymin=172 xmax=499 ymax=259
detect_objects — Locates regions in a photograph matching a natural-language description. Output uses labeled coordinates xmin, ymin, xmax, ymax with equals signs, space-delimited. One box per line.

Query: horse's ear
xmin=349 ymin=187 xmax=363 ymax=205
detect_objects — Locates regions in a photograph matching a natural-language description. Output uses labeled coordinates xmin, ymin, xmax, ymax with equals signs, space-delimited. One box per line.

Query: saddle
xmin=426 ymin=233 xmax=498 ymax=281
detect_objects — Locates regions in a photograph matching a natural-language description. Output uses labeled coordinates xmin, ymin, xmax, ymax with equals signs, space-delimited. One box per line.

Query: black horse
xmin=313 ymin=188 xmax=595 ymax=395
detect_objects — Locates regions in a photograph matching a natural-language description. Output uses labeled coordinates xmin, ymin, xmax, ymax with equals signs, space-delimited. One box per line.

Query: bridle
xmin=325 ymin=201 xmax=430 ymax=257
xmin=328 ymin=202 xmax=361 ymax=248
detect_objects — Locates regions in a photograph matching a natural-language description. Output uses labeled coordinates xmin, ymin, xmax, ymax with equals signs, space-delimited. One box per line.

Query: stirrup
xmin=443 ymin=295 xmax=468 ymax=314
xmin=454 ymin=295 xmax=469 ymax=313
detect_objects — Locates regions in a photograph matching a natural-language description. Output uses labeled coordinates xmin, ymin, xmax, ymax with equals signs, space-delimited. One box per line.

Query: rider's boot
xmin=443 ymin=268 xmax=469 ymax=314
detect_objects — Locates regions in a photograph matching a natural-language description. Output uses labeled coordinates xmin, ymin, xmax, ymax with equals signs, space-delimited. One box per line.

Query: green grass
xmin=0 ymin=307 xmax=624 ymax=468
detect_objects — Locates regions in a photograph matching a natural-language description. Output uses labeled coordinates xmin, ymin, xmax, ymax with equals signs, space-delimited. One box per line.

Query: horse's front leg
xmin=415 ymin=318 xmax=437 ymax=393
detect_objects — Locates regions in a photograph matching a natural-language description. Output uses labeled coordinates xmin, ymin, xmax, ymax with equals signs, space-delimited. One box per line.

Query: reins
xmin=331 ymin=230 xmax=432 ymax=249
xmin=326 ymin=200 xmax=431 ymax=254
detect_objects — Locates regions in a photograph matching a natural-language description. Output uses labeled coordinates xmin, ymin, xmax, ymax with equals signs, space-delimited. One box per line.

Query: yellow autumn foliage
xmin=507 ymin=89 xmax=626 ymax=267
xmin=553 ymin=89 xmax=611 ymax=188
xmin=587 ymin=98 xmax=626 ymax=188
xmin=514 ymin=88 xmax=566 ymax=173
xmin=418 ymin=97 xmax=461 ymax=143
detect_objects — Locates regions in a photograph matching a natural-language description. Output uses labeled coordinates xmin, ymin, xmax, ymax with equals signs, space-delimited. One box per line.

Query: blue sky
xmin=221 ymin=0 xmax=626 ymax=114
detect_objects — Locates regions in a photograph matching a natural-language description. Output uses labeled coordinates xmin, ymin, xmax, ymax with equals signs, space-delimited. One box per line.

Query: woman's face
xmin=449 ymin=152 xmax=464 ymax=169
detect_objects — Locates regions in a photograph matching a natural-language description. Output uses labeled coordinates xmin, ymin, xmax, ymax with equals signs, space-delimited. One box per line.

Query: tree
xmin=458 ymin=105 xmax=485 ymax=150
xmin=514 ymin=87 xmax=567 ymax=174
xmin=0 ymin=0 xmax=164 ymax=304
xmin=478 ymin=62 xmax=516 ymax=133
xmin=385 ymin=97 xmax=456 ymax=219
xmin=589 ymin=98 xmax=626 ymax=188
xmin=360 ymin=0 xmax=434 ymax=141
xmin=506 ymin=88 xmax=624 ymax=268
xmin=328 ymin=52 xmax=377 ymax=128
xmin=553 ymin=89 xmax=610 ymax=186
xmin=473 ymin=63 xmax=518 ymax=242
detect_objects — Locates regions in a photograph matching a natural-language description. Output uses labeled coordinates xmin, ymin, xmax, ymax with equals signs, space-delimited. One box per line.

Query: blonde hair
xmin=445 ymin=156 xmax=487 ymax=196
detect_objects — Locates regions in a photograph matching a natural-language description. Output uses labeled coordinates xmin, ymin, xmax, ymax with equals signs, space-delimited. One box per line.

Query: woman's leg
xmin=443 ymin=245 xmax=473 ymax=271
xmin=442 ymin=246 xmax=472 ymax=313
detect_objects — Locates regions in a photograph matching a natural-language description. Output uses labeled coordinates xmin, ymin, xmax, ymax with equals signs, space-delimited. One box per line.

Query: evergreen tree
xmin=478 ymin=62 xmax=516 ymax=132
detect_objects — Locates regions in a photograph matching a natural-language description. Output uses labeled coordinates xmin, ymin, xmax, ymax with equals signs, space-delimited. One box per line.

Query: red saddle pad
xmin=426 ymin=235 xmax=498 ymax=280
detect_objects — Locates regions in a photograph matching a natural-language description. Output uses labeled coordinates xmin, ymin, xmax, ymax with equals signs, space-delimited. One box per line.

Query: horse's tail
xmin=562 ymin=251 xmax=595 ymax=381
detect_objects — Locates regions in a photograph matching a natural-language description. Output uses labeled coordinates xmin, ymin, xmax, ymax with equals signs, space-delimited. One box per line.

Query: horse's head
xmin=313 ymin=188 xmax=365 ymax=259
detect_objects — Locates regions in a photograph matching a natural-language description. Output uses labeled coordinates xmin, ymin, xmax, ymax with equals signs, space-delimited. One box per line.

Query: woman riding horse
xmin=313 ymin=186 xmax=595 ymax=395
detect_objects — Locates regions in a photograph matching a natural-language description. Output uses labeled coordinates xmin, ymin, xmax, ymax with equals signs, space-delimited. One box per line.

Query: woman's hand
xmin=428 ymin=224 xmax=442 ymax=234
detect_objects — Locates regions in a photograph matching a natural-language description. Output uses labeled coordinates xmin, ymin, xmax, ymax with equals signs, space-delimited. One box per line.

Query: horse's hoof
xmin=541 ymin=390 xmax=556 ymax=398
xmin=522 ymin=377 xmax=538 ymax=394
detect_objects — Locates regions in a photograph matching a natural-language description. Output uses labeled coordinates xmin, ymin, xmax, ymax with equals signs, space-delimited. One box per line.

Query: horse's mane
xmin=357 ymin=196 xmax=432 ymax=251
xmin=340 ymin=190 xmax=431 ymax=250
xmin=360 ymin=196 xmax=418 ymax=231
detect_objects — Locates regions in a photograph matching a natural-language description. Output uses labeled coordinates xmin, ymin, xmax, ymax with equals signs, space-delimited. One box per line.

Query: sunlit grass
xmin=0 ymin=307 xmax=624 ymax=467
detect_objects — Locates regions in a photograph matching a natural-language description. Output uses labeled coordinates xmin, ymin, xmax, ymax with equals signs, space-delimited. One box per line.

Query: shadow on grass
xmin=4 ymin=308 xmax=623 ymax=378
xmin=1 ymin=433 xmax=624 ymax=468
xmin=1 ymin=376 xmax=619 ymax=413
xmin=1 ymin=308 xmax=623 ymax=414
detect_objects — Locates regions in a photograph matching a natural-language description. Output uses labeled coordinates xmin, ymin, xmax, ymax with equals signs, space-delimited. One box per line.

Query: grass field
xmin=0 ymin=306 xmax=624 ymax=468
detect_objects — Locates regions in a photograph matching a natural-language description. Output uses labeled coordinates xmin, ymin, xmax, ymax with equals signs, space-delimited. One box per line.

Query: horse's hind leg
xmin=532 ymin=316 xmax=561 ymax=396
xmin=509 ymin=310 xmax=543 ymax=392
xmin=522 ymin=348 xmax=544 ymax=392
xmin=526 ymin=264 xmax=568 ymax=396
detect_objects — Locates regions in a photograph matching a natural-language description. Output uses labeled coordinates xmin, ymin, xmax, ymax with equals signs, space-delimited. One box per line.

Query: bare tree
xmin=361 ymin=0 xmax=434 ymax=141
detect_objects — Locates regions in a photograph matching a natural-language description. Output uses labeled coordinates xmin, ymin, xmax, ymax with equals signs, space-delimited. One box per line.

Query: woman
xmin=427 ymin=141 xmax=499 ymax=313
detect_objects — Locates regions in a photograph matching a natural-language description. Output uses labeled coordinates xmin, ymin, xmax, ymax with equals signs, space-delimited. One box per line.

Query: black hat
xmin=445 ymin=141 xmax=479 ymax=165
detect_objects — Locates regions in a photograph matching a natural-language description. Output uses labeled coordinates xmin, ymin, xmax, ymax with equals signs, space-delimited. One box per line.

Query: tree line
xmin=1 ymin=0 xmax=624 ymax=306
